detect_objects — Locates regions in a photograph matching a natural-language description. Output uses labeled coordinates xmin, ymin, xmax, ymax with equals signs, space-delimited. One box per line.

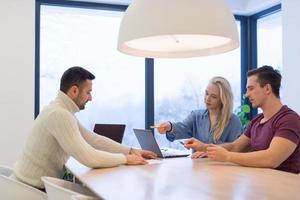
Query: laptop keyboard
xmin=162 ymin=152 xmax=175 ymax=157
xmin=161 ymin=148 xmax=174 ymax=157
xmin=160 ymin=148 xmax=189 ymax=157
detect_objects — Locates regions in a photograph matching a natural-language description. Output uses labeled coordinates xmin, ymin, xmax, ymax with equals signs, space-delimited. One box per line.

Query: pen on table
xmin=179 ymin=141 xmax=189 ymax=150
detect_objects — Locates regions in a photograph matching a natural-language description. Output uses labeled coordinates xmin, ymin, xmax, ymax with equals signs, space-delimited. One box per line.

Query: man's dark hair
xmin=247 ymin=65 xmax=281 ymax=98
xmin=60 ymin=66 xmax=95 ymax=93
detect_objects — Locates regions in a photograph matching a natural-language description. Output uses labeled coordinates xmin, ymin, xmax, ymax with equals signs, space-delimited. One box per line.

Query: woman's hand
xmin=155 ymin=122 xmax=172 ymax=134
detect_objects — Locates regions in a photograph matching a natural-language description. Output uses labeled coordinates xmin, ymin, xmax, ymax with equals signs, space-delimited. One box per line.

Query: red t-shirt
xmin=244 ymin=105 xmax=300 ymax=173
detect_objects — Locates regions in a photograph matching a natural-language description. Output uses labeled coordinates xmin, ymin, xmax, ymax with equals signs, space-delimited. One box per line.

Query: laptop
xmin=133 ymin=129 xmax=190 ymax=158
xmin=93 ymin=124 xmax=126 ymax=143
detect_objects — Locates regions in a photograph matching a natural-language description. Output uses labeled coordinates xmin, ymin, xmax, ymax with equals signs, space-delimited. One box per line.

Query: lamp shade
xmin=117 ymin=0 xmax=239 ymax=58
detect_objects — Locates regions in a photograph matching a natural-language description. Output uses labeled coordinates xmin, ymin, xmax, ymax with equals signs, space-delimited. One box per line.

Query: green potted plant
xmin=234 ymin=95 xmax=251 ymax=131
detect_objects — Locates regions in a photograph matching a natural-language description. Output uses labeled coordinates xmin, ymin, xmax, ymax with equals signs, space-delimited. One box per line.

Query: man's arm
xmin=47 ymin=110 xmax=148 ymax=167
xmin=207 ymin=137 xmax=297 ymax=168
xmin=184 ymin=134 xmax=251 ymax=152
xmin=78 ymin=122 xmax=131 ymax=154
xmin=79 ymin=123 xmax=157 ymax=159
xmin=221 ymin=134 xmax=251 ymax=152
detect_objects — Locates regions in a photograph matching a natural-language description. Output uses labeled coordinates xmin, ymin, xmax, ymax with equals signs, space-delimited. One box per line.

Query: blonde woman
xmin=156 ymin=77 xmax=242 ymax=157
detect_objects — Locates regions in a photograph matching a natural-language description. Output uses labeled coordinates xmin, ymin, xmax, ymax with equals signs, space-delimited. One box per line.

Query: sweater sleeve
xmin=45 ymin=109 xmax=127 ymax=168
xmin=77 ymin=122 xmax=131 ymax=154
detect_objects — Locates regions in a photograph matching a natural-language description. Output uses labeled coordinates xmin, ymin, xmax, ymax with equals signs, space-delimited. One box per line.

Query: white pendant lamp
xmin=117 ymin=0 xmax=239 ymax=58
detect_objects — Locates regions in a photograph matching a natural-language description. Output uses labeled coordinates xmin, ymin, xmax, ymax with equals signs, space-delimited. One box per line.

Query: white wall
xmin=282 ymin=0 xmax=300 ymax=114
xmin=0 ymin=0 xmax=35 ymax=167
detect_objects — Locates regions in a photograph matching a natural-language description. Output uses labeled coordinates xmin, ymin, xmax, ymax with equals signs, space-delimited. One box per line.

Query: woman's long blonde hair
xmin=209 ymin=77 xmax=233 ymax=142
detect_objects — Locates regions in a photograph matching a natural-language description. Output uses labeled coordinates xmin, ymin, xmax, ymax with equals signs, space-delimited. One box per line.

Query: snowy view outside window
xmin=40 ymin=6 xmax=144 ymax=147
xmin=257 ymin=11 xmax=282 ymax=71
xmin=154 ymin=26 xmax=241 ymax=149
xmin=40 ymin=5 xmax=241 ymax=148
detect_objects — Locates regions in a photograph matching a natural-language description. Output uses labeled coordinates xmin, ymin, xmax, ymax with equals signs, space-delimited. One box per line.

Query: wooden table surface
xmin=66 ymin=157 xmax=300 ymax=200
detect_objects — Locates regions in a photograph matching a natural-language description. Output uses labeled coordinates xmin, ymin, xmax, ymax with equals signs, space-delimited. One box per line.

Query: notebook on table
xmin=93 ymin=124 xmax=126 ymax=143
xmin=133 ymin=129 xmax=190 ymax=158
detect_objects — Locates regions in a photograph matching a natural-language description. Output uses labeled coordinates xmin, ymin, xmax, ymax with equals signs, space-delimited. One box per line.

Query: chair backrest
xmin=42 ymin=176 xmax=99 ymax=200
xmin=93 ymin=124 xmax=126 ymax=143
xmin=0 ymin=167 xmax=47 ymax=200
xmin=0 ymin=165 xmax=13 ymax=176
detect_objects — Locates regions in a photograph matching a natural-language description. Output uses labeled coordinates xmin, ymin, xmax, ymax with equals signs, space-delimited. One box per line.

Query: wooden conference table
xmin=66 ymin=157 xmax=300 ymax=200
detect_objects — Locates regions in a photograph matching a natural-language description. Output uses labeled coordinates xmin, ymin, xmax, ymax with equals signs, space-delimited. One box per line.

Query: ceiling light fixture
xmin=117 ymin=0 xmax=239 ymax=58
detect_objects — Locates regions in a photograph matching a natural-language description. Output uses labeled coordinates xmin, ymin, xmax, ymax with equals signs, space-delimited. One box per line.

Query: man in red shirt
xmin=185 ymin=65 xmax=300 ymax=173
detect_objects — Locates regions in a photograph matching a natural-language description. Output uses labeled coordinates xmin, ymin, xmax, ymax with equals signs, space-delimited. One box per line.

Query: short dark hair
xmin=60 ymin=66 xmax=95 ymax=93
xmin=247 ymin=65 xmax=281 ymax=98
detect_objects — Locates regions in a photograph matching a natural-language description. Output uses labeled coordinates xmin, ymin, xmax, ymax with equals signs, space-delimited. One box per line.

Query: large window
xmin=256 ymin=8 xmax=282 ymax=113
xmin=154 ymin=23 xmax=241 ymax=148
xmin=40 ymin=5 xmax=144 ymax=147
xmin=39 ymin=4 xmax=242 ymax=148
xmin=257 ymin=11 xmax=282 ymax=71
xmin=39 ymin=2 xmax=281 ymax=149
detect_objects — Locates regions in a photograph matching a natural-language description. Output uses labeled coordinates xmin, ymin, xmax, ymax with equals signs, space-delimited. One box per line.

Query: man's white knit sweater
xmin=13 ymin=91 xmax=130 ymax=189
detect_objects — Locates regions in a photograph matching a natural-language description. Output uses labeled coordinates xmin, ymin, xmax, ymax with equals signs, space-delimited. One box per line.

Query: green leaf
xmin=241 ymin=104 xmax=250 ymax=113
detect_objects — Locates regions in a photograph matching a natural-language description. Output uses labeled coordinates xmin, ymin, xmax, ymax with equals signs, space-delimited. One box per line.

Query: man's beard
xmin=74 ymin=97 xmax=86 ymax=110
xmin=79 ymin=104 xmax=85 ymax=110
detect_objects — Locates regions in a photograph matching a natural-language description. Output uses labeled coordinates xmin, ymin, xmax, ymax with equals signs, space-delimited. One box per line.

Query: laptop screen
xmin=133 ymin=129 xmax=190 ymax=158
xmin=133 ymin=129 xmax=163 ymax=157
xmin=93 ymin=124 xmax=126 ymax=143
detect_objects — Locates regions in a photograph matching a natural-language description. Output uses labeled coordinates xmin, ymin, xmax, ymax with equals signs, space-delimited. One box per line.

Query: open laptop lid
xmin=133 ymin=129 xmax=163 ymax=157
xmin=93 ymin=124 xmax=126 ymax=143
xmin=133 ymin=129 xmax=189 ymax=158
